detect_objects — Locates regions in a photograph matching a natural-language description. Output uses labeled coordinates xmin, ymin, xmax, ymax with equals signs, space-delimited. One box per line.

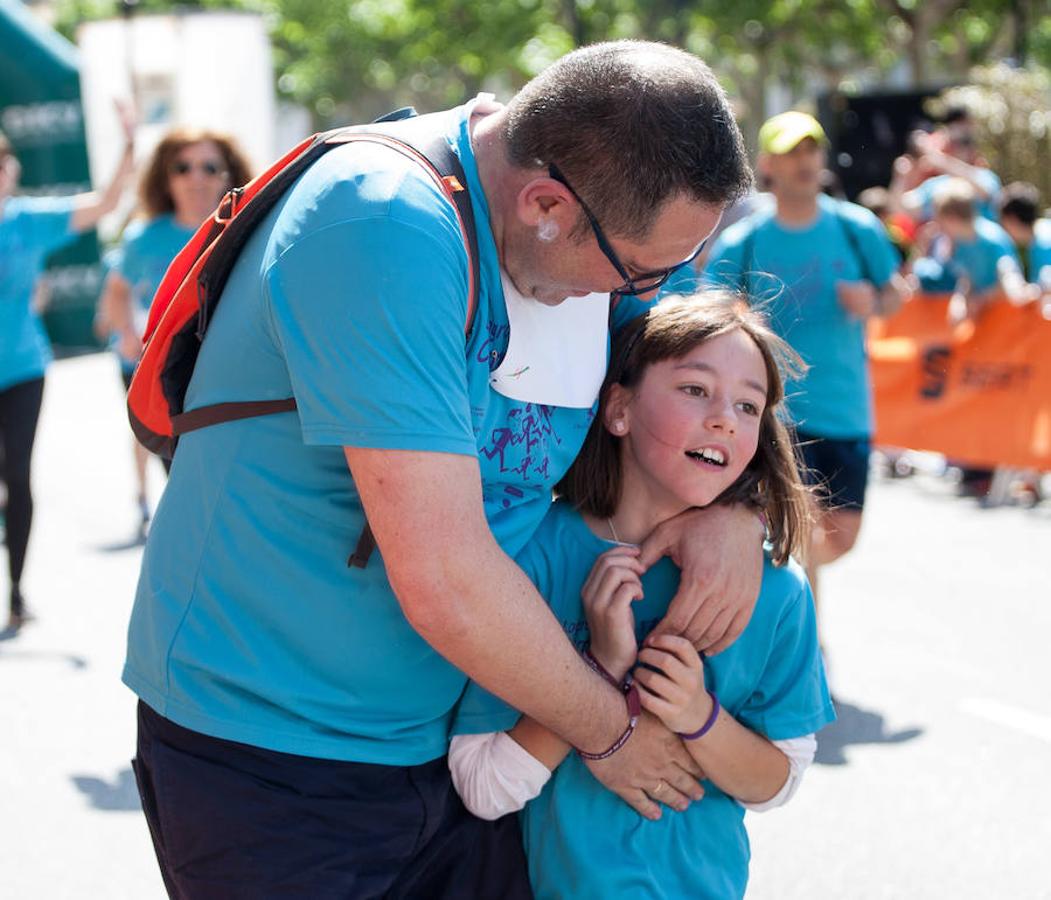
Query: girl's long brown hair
xmin=138 ymin=127 xmax=253 ymax=218
xmin=557 ymin=291 xmax=813 ymax=564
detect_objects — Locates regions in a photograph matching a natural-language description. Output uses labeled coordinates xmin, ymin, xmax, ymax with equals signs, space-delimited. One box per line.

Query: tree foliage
xmin=52 ymin=0 xmax=1051 ymax=136
xmin=934 ymin=64 xmax=1051 ymax=202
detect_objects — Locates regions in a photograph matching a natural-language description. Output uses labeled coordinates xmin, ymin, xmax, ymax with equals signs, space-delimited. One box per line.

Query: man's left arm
xmin=638 ymin=504 xmax=766 ymax=654
xmin=836 ymin=208 xmax=910 ymax=318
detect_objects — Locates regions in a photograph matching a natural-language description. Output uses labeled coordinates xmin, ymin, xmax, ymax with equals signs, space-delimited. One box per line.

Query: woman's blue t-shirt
xmin=106 ymin=214 xmax=196 ymax=371
xmin=0 ymin=196 xmax=75 ymax=391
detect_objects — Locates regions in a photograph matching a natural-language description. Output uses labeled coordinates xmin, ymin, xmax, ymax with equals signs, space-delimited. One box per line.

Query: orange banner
xmin=869 ymin=295 xmax=1051 ymax=470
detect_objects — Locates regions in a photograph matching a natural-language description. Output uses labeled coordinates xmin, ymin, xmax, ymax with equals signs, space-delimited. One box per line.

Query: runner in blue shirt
xmin=0 ymin=117 xmax=134 ymax=631
xmin=95 ymin=128 xmax=251 ymax=535
xmin=449 ymin=293 xmax=833 ymax=899
xmin=122 ymin=42 xmax=765 ymax=897
xmin=702 ymin=111 xmax=906 ymax=631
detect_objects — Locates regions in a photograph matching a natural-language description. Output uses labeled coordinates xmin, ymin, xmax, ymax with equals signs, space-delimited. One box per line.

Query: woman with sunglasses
xmin=96 ymin=128 xmax=251 ymax=536
xmin=0 ymin=109 xmax=138 ymax=631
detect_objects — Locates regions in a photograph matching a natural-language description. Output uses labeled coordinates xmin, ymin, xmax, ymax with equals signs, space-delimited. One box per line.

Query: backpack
xmin=127 ymin=107 xmax=481 ymax=567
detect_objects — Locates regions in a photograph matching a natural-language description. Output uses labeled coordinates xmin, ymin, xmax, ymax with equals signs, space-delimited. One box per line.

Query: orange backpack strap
xmin=169 ymin=110 xmax=480 ymax=443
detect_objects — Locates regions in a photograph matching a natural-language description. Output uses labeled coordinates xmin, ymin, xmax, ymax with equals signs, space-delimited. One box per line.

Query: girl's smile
xmin=607 ymin=327 xmax=768 ymax=536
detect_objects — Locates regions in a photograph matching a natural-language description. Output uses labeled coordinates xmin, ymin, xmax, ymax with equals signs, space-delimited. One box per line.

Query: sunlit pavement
xmin=2 ymin=352 xmax=1049 ymax=899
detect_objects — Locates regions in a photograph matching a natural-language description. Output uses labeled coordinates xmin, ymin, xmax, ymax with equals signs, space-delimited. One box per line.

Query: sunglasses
xmin=547 ymin=163 xmax=706 ymax=298
xmin=169 ymin=160 xmax=227 ymax=178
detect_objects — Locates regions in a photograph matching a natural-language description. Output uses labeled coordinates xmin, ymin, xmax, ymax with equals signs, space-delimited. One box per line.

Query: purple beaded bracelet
xmin=576 ymin=647 xmax=640 ymax=761
xmin=576 ymin=681 xmax=641 ymax=761
xmin=677 ymin=689 xmax=721 ymax=741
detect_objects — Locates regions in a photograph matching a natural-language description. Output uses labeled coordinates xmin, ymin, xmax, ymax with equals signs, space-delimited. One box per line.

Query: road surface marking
xmin=959 ymin=698 xmax=1051 ymax=743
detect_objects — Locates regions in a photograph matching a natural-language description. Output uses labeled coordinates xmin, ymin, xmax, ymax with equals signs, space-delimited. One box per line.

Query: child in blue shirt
xmin=911 ymin=178 xmax=1035 ymax=321
xmin=449 ymin=291 xmax=834 ymax=899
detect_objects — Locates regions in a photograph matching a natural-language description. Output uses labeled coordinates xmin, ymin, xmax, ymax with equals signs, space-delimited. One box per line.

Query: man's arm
xmin=344 ymin=446 xmax=705 ymax=817
xmin=638 ymin=504 xmax=765 ymax=654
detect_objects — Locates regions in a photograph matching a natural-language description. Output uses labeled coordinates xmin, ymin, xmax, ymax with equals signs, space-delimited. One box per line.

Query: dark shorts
xmin=796 ymin=430 xmax=870 ymax=511
xmin=132 ymin=701 xmax=532 ymax=900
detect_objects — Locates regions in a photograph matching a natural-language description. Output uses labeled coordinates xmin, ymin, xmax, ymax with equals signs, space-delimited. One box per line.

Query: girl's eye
xmin=737 ymin=401 xmax=761 ymax=416
xmin=682 ymin=384 xmax=707 ymax=397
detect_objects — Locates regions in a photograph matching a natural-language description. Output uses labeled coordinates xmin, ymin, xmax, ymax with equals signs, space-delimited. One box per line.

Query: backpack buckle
xmin=215 ymin=187 xmax=244 ymax=224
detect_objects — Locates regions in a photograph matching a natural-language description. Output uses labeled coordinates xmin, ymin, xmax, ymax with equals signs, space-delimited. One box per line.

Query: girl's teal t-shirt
xmin=453 ymin=499 xmax=835 ymax=900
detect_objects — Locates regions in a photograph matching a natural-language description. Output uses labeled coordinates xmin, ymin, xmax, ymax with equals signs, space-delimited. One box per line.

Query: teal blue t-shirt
xmin=0 ymin=196 xmax=76 ymax=391
xmin=452 ymin=500 xmax=835 ymax=900
xmin=909 ymin=170 xmax=1002 ymax=223
xmin=122 ymin=103 xmax=597 ymax=764
xmin=913 ymin=217 xmax=1018 ymax=295
xmin=107 ymin=214 xmax=195 ymax=371
xmin=701 ymin=195 xmax=897 ymax=438
xmin=1027 ymin=218 xmax=1051 ymax=283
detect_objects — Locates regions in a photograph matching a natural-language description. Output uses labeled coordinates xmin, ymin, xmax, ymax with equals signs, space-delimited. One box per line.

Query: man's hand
xmin=638 ymin=505 xmax=764 ymax=654
xmin=836 ymin=280 xmax=879 ymax=318
xmin=583 ymin=712 xmax=705 ymax=820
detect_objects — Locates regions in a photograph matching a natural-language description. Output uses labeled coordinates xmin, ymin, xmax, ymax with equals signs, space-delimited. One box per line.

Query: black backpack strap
xmin=833 ymin=201 xmax=878 ymax=286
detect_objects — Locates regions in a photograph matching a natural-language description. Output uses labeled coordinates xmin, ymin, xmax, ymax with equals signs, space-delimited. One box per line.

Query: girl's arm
xmin=448 ymin=725 xmax=556 ymax=821
xmin=634 ymin=634 xmax=790 ymax=805
xmin=739 ymin=734 xmax=816 ymax=812
xmin=449 ymin=547 xmax=654 ymax=821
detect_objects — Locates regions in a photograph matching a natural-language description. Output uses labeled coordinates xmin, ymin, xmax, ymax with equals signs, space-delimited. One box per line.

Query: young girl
xmin=449 ymin=291 xmax=834 ymax=899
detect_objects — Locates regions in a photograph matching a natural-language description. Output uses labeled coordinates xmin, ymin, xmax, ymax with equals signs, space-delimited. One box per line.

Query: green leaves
xmin=51 ymin=0 xmax=1051 ymax=133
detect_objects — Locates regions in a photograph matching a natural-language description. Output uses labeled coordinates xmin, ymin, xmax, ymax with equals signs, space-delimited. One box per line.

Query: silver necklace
xmin=607 ymin=516 xmax=620 ymax=543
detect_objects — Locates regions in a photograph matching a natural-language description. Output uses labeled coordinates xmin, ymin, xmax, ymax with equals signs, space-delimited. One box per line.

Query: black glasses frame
xmin=547 ymin=163 xmax=705 ymax=298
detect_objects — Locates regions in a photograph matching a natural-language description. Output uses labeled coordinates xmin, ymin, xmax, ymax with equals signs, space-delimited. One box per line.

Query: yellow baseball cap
xmin=758 ymin=111 xmax=828 ymax=155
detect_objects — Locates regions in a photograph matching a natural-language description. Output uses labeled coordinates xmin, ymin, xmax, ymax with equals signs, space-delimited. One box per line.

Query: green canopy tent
xmin=1 ymin=0 xmax=101 ymax=350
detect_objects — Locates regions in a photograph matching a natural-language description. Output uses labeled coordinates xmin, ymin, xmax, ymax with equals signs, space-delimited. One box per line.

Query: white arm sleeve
xmin=448 ymin=732 xmax=552 ymax=821
xmin=738 ymin=734 xmax=817 ymax=813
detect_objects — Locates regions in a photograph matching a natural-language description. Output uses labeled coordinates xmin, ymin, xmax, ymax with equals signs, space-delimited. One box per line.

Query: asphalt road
xmin=2 ymin=352 xmax=1048 ymax=899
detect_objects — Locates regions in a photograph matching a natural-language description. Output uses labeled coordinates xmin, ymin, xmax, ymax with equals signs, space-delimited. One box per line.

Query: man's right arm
xmin=344 ymin=445 xmax=705 ymax=818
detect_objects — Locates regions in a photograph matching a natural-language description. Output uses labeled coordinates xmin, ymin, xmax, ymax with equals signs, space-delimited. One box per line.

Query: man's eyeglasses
xmin=170 ymin=160 xmax=227 ymax=178
xmin=547 ymin=163 xmax=705 ymax=298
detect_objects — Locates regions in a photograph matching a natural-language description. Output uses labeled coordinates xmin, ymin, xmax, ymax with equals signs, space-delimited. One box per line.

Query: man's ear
xmin=515 ymin=175 xmax=574 ymax=229
xmin=604 ymin=383 xmax=633 ymax=436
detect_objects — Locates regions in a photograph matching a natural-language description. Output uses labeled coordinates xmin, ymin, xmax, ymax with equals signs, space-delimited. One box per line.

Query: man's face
xmin=762 ymin=138 xmax=825 ymax=201
xmin=504 ymin=191 xmax=722 ymax=306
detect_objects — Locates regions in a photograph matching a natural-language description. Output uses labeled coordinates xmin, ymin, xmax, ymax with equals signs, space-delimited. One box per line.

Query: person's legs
xmin=0 ymin=377 xmax=45 ymax=625
xmin=132 ymin=701 xmax=532 ymax=899
xmin=796 ymin=431 xmax=869 ymax=612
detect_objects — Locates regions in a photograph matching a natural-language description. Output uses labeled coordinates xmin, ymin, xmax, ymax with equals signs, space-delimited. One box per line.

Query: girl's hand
xmin=634 ymin=634 xmax=711 ymax=735
xmin=581 ymin=546 xmax=644 ymax=681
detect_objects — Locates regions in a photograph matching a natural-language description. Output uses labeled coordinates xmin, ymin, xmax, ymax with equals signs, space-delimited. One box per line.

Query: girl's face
xmin=609 ymin=328 xmax=768 ymax=520
xmin=167 ymin=140 xmax=230 ymax=225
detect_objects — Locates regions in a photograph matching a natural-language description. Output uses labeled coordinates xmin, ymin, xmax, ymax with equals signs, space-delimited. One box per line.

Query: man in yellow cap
xmin=703 ymin=110 xmax=908 ymax=627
